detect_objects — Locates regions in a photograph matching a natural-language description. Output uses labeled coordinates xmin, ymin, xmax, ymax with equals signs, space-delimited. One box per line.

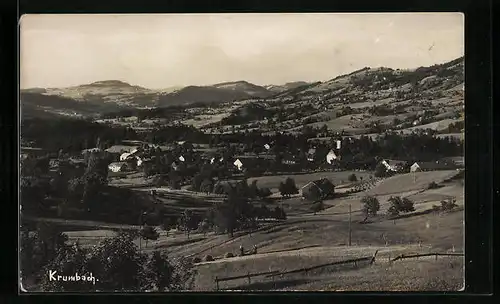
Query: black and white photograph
xmin=19 ymin=13 xmax=465 ymax=292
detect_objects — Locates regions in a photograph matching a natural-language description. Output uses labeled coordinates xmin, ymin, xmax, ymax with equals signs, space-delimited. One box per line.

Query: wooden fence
xmin=214 ymin=251 xmax=377 ymax=290
xmin=215 ymin=270 xmax=281 ymax=290
xmin=391 ymin=252 xmax=464 ymax=262
xmin=213 ymin=250 xmax=464 ymax=290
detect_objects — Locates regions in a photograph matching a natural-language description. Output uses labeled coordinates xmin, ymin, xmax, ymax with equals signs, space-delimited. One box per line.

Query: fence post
xmin=247 ymin=272 xmax=251 ymax=285
xmin=435 ymin=254 xmax=438 ymax=261
xmin=215 ymin=276 xmax=219 ymax=291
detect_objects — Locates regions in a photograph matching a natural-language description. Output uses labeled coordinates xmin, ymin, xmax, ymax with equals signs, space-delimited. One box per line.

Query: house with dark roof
xmin=301 ymin=178 xmax=335 ymax=200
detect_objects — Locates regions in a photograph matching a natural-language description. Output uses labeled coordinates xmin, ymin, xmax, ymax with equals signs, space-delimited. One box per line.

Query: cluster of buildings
xmin=380 ymin=157 xmax=464 ymax=173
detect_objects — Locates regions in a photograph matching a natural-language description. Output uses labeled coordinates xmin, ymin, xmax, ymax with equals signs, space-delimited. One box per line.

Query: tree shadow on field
xmin=224 ymin=278 xmax=312 ymax=291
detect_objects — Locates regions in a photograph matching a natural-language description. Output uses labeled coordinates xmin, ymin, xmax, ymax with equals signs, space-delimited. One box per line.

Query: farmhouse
xmin=307 ymin=148 xmax=317 ymax=162
xmin=233 ymin=159 xmax=244 ymax=170
xmin=81 ymin=148 xmax=102 ymax=155
xmin=108 ymin=162 xmax=130 ymax=173
xmin=49 ymin=159 xmax=60 ymax=169
xmin=381 ymin=159 xmax=407 ymax=172
xmin=281 ymin=155 xmax=297 ymax=165
xmin=301 ymin=178 xmax=335 ymax=200
xmin=410 ymin=161 xmax=456 ymax=172
xmin=326 ymin=150 xmax=338 ymax=164
xmin=105 ymin=145 xmax=140 ymax=161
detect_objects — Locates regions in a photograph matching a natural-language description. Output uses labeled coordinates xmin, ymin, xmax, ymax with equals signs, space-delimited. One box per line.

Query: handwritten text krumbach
xmin=48 ymin=271 xmax=98 ymax=285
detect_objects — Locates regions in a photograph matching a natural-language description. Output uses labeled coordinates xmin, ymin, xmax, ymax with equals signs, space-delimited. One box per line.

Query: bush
xmin=387 ymin=196 xmax=415 ymax=216
xmin=428 ymin=181 xmax=439 ymax=189
xmin=348 ymin=173 xmax=358 ymax=182
xmin=387 ymin=205 xmax=400 ymax=217
xmin=440 ymin=199 xmax=458 ymax=211
xmin=204 ymin=255 xmax=214 ymax=262
xmin=224 ymin=252 xmax=234 ymax=258
xmin=192 ymin=257 xmax=201 ymax=263
xmin=361 ymin=196 xmax=380 ymax=217
xmin=140 ymin=225 xmax=160 ymax=241
xmin=258 ymin=187 xmax=272 ymax=198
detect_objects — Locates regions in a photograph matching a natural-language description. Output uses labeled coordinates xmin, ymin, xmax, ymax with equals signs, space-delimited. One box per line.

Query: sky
xmin=20 ymin=13 xmax=464 ymax=90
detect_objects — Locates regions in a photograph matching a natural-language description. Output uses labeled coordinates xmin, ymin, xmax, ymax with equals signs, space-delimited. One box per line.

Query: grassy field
xmin=248 ymin=170 xmax=373 ymax=191
xmin=59 ymin=168 xmax=464 ymax=291
xmin=366 ymin=170 xmax=459 ymax=196
xmin=190 ymin=206 xmax=463 ymax=291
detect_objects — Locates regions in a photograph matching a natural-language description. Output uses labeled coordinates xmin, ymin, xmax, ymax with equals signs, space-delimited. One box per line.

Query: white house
xmin=178 ymin=155 xmax=185 ymax=162
xmin=410 ymin=162 xmax=421 ymax=172
xmin=135 ymin=156 xmax=143 ymax=167
xmin=234 ymin=159 xmax=243 ymax=170
xmin=264 ymin=144 xmax=271 ymax=150
xmin=108 ymin=162 xmax=128 ymax=173
xmin=326 ymin=150 xmax=337 ymax=164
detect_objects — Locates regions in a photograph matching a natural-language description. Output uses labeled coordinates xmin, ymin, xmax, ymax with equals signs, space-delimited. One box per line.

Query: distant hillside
xmin=20 ymin=92 xmax=127 ymax=119
xmin=21 ymin=80 xmax=159 ymax=111
xmin=156 ymin=85 xmax=263 ymax=107
xmin=20 ymin=57 xmax=463 ymax=119
xmin=277 ymin=57 xmax=464 ymax=98
xmin=212 ymin=81 xmax=271 ymax=98
xmin=265 ymin=81 xmax=310 ymax=94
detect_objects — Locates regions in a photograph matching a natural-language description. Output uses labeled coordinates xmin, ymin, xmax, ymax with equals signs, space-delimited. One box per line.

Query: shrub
xmin=192 ymin=257 xmax=201 ymax=263
xmin=428 ymin=181 xmax=439 ymax=189
xmin=387 ymin=205 xmax=400 ymax=217
xmin=400 ymin=197 xmax=415 ymax=212
xmin=387 ymin=196 xmax=415 ymax=216
xmin=258 ymin=187 xmax=272 ymax=198
xmin=224 ymin=252 xmax=234 ymax=258
xmin=204 ymin=255 xmax=214 ymax=262
xmin=440 ymin=199 xmax=458 ymax=211
xmin=348 ymin=173 xmax=358 ymax=182
xmin=140 ymin=225 xmax=160 ymax=241
xmin=361 ymin=196 xmax=380 ymax=217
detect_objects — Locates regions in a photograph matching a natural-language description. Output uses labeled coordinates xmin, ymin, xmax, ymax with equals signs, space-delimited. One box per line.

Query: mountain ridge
xmin=20 ymin=56 xmax=464 ymax=118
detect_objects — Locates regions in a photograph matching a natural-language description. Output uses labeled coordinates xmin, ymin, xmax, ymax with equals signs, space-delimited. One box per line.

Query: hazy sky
xmin=20 ymin=13 xmax=464 ymax=89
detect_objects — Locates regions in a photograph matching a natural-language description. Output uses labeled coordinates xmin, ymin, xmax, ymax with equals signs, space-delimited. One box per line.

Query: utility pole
xmin=348 ymin=204 xmax=352 ymax=247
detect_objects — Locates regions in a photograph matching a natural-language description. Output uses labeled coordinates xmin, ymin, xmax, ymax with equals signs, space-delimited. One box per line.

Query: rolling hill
xmin=265 ymin=81 xmax=310 ymax=94
xmin=21 ymin=80 xmax=274 ymax=117
xmin=20 ymin=57 xmax=463 ymax=120
xmin=212 ymin=81 xmax=272 ymax=98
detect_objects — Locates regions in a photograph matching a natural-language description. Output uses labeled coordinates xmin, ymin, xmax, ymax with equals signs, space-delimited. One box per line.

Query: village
xmin=19 ymin=13 xmax=465 ymax=291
